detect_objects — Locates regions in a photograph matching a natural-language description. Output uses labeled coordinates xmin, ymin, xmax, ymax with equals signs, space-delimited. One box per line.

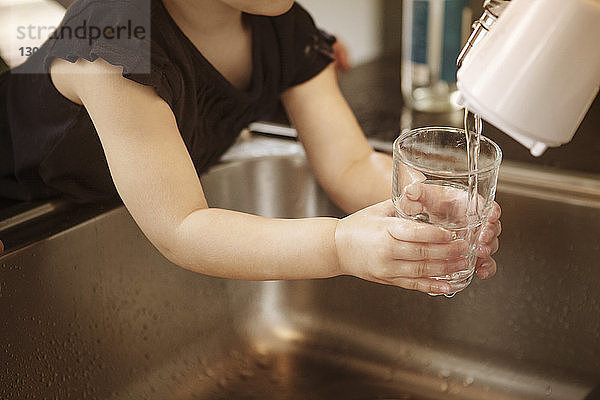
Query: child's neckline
xmin=156 ymin=0 xmax=263 ymax=101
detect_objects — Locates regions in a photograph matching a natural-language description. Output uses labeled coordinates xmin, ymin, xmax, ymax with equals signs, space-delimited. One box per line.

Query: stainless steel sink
xmin=1 ymin=139 xmax=600 ymax=400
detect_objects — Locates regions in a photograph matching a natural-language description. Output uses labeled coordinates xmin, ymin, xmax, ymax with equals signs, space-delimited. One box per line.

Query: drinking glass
xmin=392 ymin=127 xmax=502 ymax=296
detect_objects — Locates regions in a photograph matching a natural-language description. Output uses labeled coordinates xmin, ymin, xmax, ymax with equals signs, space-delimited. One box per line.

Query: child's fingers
xmin=480 ymin=220 xmax=501 ymax=243
xmin=332 ymin=41 xmax=352 ymax=72
xmin=478 ymin=237 xmax=499 ymax=257
xmin=487 ymin=202 xmax=502 ymax=222
xmin=390 ymin=239 xmax=469 ymax=261
xmin=475 ymin=257 xmax=497 ymax=280
xmin=406 ymin=182 xmax=466 ymax=214
xmin=386 ymin=276 xmax=453 ymax=295
xmin=385 ymin=257 xmax=469 ymax=279
xmin=387 ymin=218 xmax=455 ymax=243
xmin=399 ymin=165 xmax=427 ymax=189
xmin=395 ymin=195 xmax=425 ymax=217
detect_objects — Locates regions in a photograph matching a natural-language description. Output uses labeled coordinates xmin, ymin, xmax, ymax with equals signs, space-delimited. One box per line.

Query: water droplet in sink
xmin=438 ymin=369 xmax=451 ymax=379
xmin=239 ymin=369 xmax=253 ymax=380
xmin=385 ymin=367 xmax=394 ymax=381
xmin=440 ymin=381 xmax=449 ymax=392
xmin=254 ymin=355 xmax=272 ymax=369
xmin=205 ymin=368 xmax=216 ymax=378
xmin=463 ymin=376 xmax=474 ymax=387
xmin=269 ymin=374 xmax=281 ymax=384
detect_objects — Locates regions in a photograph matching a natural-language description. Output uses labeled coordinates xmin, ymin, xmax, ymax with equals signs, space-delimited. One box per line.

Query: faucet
xmin=457 ymin=0 xmax=512 ymax=69
xmin=456 ymin=0 xmax=600 ymax=156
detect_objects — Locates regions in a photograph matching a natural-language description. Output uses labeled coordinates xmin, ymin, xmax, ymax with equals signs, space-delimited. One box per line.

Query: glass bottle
xmin=401 ymin=0 xmax=471 ymax=113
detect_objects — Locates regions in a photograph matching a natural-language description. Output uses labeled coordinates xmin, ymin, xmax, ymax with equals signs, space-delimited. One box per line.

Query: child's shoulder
xmin=266 ymin=2 xmax=329 ymax=49
xmin=269 ymin=3 xmax=334 ymax=48
xmin=271 ymin=2 xmax=317 ymax=27
xmin=44 ymin=0 xmax=156 ymax=76
xmin=52 ymin=0 xmax=152 ymax=46
xmin=261 ymin=2 xmax=336 ymax=88
xmin=63 ymin=0 xmax=152 ymax=23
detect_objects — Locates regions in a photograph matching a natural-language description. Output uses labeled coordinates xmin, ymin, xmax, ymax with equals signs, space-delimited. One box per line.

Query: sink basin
xmin=1 ymin=140 xmax=600 ymax=399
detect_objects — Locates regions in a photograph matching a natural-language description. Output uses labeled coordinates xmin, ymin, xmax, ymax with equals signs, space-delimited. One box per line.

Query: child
xmin=0 ymin=0 xmax=500 ymax=294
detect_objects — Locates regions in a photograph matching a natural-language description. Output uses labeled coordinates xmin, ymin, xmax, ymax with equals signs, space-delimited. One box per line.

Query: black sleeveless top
xmin=0 ymin=0 xmax=335 ymax=202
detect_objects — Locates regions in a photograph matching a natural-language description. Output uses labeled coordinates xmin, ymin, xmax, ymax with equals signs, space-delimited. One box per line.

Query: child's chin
xmin=248 ymin=0 xmax=295 ymax=16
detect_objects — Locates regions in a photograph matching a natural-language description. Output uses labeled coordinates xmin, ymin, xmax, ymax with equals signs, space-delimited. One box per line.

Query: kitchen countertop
xmin=338 ymin=52 xmax=600 ymax=174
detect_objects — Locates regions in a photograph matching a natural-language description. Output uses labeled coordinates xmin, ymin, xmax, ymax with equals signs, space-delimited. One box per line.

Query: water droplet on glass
xmin=414 ymin=213 xmax=430 ymax=223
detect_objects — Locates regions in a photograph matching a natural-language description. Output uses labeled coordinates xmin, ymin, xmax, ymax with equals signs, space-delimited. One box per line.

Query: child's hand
xmin=475 ymin=202 xmax=501 ymax=280
xmin=334 ymin=200 xmax=470 ymax=295
xmin=332 ymin=41 xmax=351 ymax=73
xmin=397 ymin=180 xmax=502 ymax=281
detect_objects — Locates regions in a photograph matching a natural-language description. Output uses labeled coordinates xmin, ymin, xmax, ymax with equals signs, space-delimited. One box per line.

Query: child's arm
xmin=282 ymin=64 xmax=392 ymax=213
xmin=48 ymin=57 xmax=472 ymax=294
